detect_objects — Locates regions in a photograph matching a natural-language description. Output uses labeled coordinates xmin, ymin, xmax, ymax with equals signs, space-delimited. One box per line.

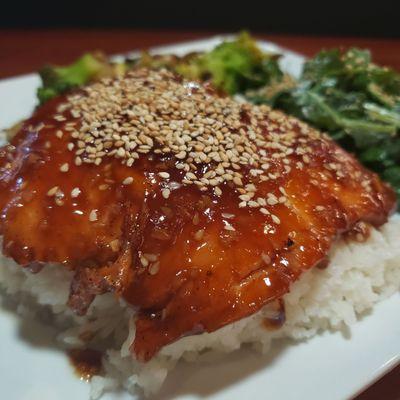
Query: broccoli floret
xmin=37 ymin=53 xmax=115 ymax=104
xmin=174 ymin=32 xmax=283 ymax=95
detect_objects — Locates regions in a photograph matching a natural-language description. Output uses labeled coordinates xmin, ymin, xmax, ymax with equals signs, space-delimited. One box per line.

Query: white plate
xmin=0 ymin=36 xmax=399 ymax=400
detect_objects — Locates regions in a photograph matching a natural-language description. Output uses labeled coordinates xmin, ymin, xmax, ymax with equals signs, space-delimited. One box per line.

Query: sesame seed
xmin=89 ymin=209 xmax=98 ymax=222
xmin=221 ymin=213 xmax=235 ymax=219
xmin=56 ymin=130 xmax=63 ymax=139
xmin=122 ymin=177 xmax=134 ymax=185
xmin=261 ymin=253 xmax=271 ymax=264
xmin=140 ymin=256 xmax=149 ymax=267
xmin=75 ymin=157 xmax=82 ymax=166
xmin=224 ymin=222 xmax=236 ymax=231
xmin=60 ymin=69 xmax=327 ymax=212
xmin=162 ymin=188 xmax=171 ymax=199
xmin=47 ymin=186 xmax=59 ymax=196
xmin=117 ymin=147 xmax=125 ymax=158
xmin=176 ymin=151 xmax=186 ymax=159
xmin=158 ymin=172 xmax=170 ymax=179
xmin=214 ymin=187 xmax=222 ymax=196
xmin=71 ymin=109 xmax=80 ymax=118
xmin=192 ymin=213 xmax=200 ymax=225
xmin=60 ymin=163 xmax=69 ymax=172
xmin=271 ymin=214 xmax=281 ymax=224
xmin=144 ymin=253 xmax=158 ymax=262
xmin=267 ymin=197 xmax=278 ymax=206
xmin=239 ymin=194 xmax=251 ymax=202
xmin=246 ymin=184 xmax=256 ymax=192
xmin=233 ymin=176 xmax=243 ymax=186
xmin=148 ymin=261 xmax=160 ymax=275
xmin=257 ymin=198 xmax=267 ymax=206
xmin=71 ymin=187 xmax=81 ymax=198
xmin=110 ymin=239 xmax=120 ymax=252
xmin=55 ymin=198 xmax=64 ymax=206
xmin=194 ymin=229 xmax=205 ymax=241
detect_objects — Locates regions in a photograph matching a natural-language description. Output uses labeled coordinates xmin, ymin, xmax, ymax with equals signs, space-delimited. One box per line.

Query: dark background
xmin=1 ymin=0 xmax=400 ymax=37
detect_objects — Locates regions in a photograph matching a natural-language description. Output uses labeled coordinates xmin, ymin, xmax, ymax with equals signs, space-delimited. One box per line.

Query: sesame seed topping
xmin=122 ymin=177 xmax=134 ymax=185
xmin=271 ymin=214 xmax=281 ymax=224
xmin=162 ymin=188 xmax=171 ymax=199
xmin=110 ymin=239 xmax=120 ymax=252
xmin=89 ymin=209 xmax=98 ymax=222
xmin=140 ymin=255 xmax=149 ymax=267
xmin=260 ymin=207 xmax=270 ymax=215
xmin=194 ymin=229 xmax=205 ymax=241
xmin=51 ymin=68 xmax=341 ymax=215
xmin=158 ymin=172 xmax=170 ymax=179
xmin=144 ymin=253 xmax=158 ymax=262
xmin=60 ymin=163 xmax=69 ymax=172
xmin=47 ymin=186 xmax=59 ymax=196
xmin=224 ymin=222 xmax=236 ymax=231
xmin=71 ymin=187 xmax=81 ymax=198
xmin=261 ymin=252 xmax=271 ymax=264
xmin=267 ymin=197 xmax=278 ymax=206
xmin=221 ymin=213 xmax=235 ymax=219
xmin=148 ymin=261 xmax=160 ymax=275
xmin=214 ymin=187 xmax=222 ymax=197
xmin=75 ymin=157 xmax=82 ymax=166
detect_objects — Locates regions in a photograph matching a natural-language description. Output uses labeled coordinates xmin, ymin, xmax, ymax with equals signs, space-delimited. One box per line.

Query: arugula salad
xmin=36 ymin=32 xmax=400 ymax=203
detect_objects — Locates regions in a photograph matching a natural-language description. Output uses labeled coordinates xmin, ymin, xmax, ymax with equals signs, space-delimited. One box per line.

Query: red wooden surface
xmin=0 ymin=29 xmax=399 ymax=399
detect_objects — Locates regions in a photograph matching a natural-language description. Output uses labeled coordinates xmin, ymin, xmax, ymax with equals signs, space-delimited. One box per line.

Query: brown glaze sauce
xmin=0 ymin=71 xmax=396 ymax=362
xmin=344 ymin=221 xmax=372 ymax=243
xmin=68 ymin=349 xmax=102 ymax=381
xmin=262 ymin=299 xmax=286 ymax=330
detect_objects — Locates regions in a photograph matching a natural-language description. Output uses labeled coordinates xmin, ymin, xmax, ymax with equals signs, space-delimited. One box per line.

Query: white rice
xmin=1 ymin=215 xmax=400 ymax=398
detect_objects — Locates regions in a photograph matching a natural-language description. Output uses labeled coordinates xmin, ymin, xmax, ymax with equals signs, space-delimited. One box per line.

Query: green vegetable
xmin=255 ymin=47 xmax=400 ymax=205
xmin=189 ymin=32 xmax=283 ymax=94
xmin=134 ymin=33 xmax=285 ymax=95
xmin=37 ymin=53 xmax=124 ymax=104
xmin=37 ymin=33 xmax=284 ymax=104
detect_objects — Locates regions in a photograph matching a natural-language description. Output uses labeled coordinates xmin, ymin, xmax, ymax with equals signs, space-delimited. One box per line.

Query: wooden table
xmin=0 ymin=29 xmax=399 ymax=400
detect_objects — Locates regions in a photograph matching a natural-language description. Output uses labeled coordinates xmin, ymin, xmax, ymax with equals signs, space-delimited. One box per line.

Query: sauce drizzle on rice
xmin=0 ymin=69 xmax=396 ymax=361
xmin=68 ymin=349 xmax=103 ymax=381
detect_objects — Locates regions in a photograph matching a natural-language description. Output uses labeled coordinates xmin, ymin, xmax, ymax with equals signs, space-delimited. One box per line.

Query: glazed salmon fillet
xmin=0 ymin=69 xmax=395 ymax=360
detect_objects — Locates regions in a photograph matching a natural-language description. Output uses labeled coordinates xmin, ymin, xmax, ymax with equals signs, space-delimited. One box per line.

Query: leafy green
xmin=255 ymin=47 xmax=400 ymax=205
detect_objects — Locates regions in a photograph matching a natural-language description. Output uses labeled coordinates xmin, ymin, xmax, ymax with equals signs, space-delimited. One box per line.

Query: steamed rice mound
xmin=1 ymin=215 xmax=400 ymax=398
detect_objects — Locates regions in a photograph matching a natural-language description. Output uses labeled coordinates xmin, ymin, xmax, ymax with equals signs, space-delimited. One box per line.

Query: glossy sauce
xmin=262 ymin=299 xmax=286 ymax=330
xmin=0 ymin=75 xmax=396 ymax=362
xmin=68 ymin=349 xmax=103 ymax=381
